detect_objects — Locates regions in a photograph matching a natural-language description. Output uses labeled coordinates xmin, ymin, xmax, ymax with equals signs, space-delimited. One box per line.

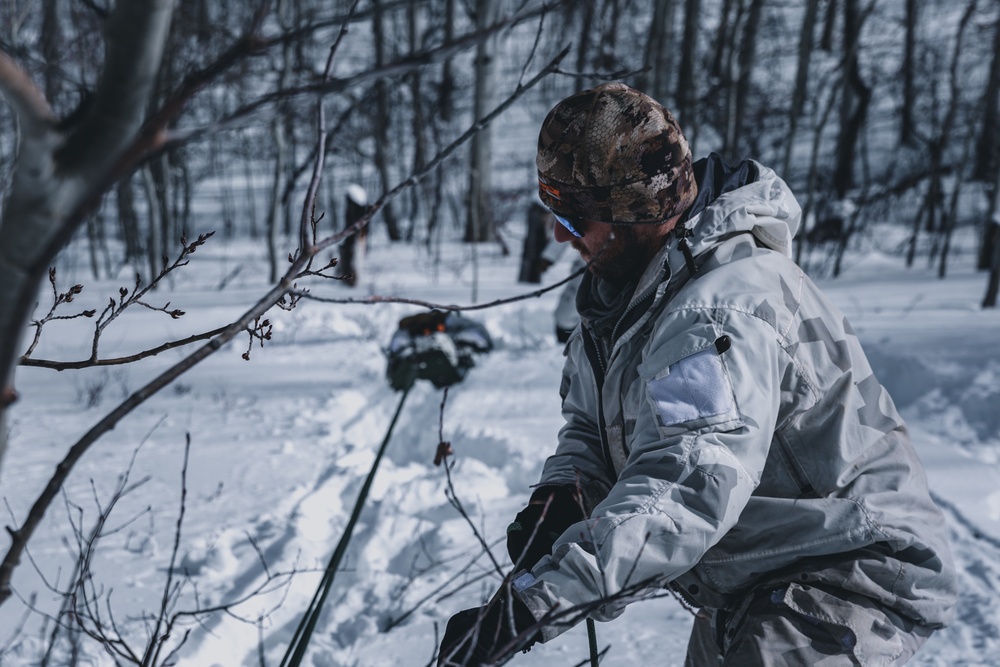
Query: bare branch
xmin=21 ymin=326 xmax=230 ymax=371
xmin=0 ymin=49 xmax=55 ymax=134
xmin=57 ymin=0 xmax=174 ymax=174
xmin=0 ymin=591 xmax=35 ymax=659
xmin=293 ymin=262 xmax=586 ymax=313
xmin=20 ymin=234 xmax=216 ymax=370
xmin=142 ymin=434 xmax=190 ymax=667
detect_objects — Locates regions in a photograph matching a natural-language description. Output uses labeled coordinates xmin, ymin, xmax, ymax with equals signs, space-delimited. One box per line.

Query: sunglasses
xmin=550 ymin=210 xmax=585 ymax=238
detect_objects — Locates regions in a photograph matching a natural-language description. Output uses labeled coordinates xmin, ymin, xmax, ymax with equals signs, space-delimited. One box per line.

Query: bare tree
xmin=642 ymin=0 xmax=676 ymax=104
xmin=675 ymin=0 xmax=701 ymax=135
xmin=464 ymin=0 xmax=499 ymax=243
xmin=782 ymin=0 xmax=821 ymax=175
xmin=728 ymin=0 xmax=764 ymax=157
xmin=900 ymin=0 xmax=919 ymax=146
xmin=974 ymin=8 xmax=1000 ymax=182
xmin=983 ymin=166 xmax=1000 ymax=307
xmin=372 ymin=0 xmax=403 ymax=241
xmin=832 ymin=0 xmax=872 ymax=198
xmin=0 ymin=0 xmax=176 ymax=467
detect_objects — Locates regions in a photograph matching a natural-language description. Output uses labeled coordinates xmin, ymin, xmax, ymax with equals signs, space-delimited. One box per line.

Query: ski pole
xmin=280 ymin=387 xmax=411 ymax=667
xmin=587 ymin=617 xmax=600 ymax=666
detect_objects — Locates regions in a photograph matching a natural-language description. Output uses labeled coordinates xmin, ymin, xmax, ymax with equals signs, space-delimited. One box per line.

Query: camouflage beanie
xmin=536 ymin=82 xmax=695 ymax=224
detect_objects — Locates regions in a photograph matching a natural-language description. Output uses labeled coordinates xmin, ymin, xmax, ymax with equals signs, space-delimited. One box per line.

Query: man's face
xmin=553 ymin=216 xmax=664 ymax=286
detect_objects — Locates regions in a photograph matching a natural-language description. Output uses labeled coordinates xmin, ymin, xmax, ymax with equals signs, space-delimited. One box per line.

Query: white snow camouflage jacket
xmin=514 ymin=156 xmax=957 ymax=643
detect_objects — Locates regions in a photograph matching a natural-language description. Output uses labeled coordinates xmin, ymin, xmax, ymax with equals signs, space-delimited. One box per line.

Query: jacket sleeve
xmin=516 ymin=309 xmax=782 ymax=642
xmin=535 ymin=336 xmax=616 ymax=511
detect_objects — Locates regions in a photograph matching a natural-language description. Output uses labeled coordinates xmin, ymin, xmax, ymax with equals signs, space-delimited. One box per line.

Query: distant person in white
xmin=336 ymin=184 xmax=368 ymax=287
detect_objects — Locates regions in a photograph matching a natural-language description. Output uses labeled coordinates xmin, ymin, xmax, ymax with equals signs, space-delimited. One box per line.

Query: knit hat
xmin=536 ymin=82 xmax=695 ymax=224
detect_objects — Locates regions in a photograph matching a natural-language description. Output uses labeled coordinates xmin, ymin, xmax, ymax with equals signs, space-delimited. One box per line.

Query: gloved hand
xmin=437 ymin=588 xmax=538 ymax=666
xmin=506 ymin=485 xmax=584 ymax=570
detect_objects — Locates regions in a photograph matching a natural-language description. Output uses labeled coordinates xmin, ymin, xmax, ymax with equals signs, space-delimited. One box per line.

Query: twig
xmin=143 ymin=434 xmax=191 ymax=667
xmin=20 ymin=234 xmax=216 ymax=369
xmin=384 ymin=551 xmax=495 ymax=632
xmin=293 ymin=262 xmax=587 ymax=312
xmin=22 ymin=268 xmax=95 ymax=359
xmin=0 ymin=591 xmax=36 ymax=659
xmin=571 ymin=645 xmax=610 ymax=667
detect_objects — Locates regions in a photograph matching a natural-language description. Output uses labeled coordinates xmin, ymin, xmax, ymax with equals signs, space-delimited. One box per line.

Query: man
xmin=438 ymin=82 xmax=956 ymax=666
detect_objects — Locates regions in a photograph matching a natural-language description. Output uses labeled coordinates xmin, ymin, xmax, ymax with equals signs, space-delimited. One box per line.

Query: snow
xmin=2 ymin=229 xmax=999 ymax=666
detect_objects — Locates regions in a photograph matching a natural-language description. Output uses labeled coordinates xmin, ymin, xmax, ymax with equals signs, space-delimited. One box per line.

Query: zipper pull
xmin=676 ymin=225 xmax=698 ymax=275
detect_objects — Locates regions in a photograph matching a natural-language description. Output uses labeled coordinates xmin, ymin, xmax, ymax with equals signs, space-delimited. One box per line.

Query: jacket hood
xmin=682 ymin=153 xmax=801 ymax=259
xmin=576 ymin=155 xmax=802 ymax=337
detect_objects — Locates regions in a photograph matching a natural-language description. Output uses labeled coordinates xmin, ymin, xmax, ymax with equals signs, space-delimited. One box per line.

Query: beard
xmin=575 ymin=226 xmax=658 ymax=286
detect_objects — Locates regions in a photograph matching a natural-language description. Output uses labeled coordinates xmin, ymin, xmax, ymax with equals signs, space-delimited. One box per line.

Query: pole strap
xmin=280 ymin=387 xmax=411 ymax=667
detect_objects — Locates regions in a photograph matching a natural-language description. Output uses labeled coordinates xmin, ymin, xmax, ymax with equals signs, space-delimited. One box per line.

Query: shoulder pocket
xmin=643 ymin=347 xmax=743 ymax=430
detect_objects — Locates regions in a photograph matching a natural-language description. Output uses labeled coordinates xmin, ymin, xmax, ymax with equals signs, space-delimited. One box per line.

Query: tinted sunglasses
xmin=550 ymin=209 xmax=585 ymax=238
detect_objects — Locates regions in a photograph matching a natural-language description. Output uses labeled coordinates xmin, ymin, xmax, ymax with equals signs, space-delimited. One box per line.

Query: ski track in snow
xmin=915 ymin=493 xmax=1000 ymax=666
xmin=175 ymin=302 xmax=568 ymax=666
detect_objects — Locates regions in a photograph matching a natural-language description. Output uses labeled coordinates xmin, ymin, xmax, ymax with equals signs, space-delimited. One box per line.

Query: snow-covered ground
xmin=1 ymin=228 xmax=999 ymax=666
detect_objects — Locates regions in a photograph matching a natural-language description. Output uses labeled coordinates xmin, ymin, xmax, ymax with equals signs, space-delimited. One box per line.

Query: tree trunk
xmin=372 ymin=0 xmax=401 ymax=241
xmin=266 ymin=118 xmax=286 ymax=283
xmin=244 ymin=153 xmax=258 ymax=238
xmin=833 ymin=0 xmax=871 ymax=198
xmin=408 ymin=0 xmax=427 ymax=242
xmin=518 ymin=203 xmax=551 ymax=283
xmin=464 ymin=0 xmax=498 ymax=243
xmin=797 ymin=73 xmax=842 ymax=267
xmin=117 ymin=176 xmax=144 ymax=265
xmin=439 ymin=0 xmax=456 ymax=122
xmin=783 ymin=0 xmax=821 ymax=175
xmin=151 ymin=153 xmax=174 ymax=261
xmin=40 ymin=0 xmax=62 ymax=104
xmin=142 ymin=164 xmax=164 ymax=280
xmin=86 ymin=212 xmax=101 ymax=278
xmin=266 ymin=0 xmax=293 ymax=282
xmin=984 ymin=232 xmax=1000 ymax=307
xmin=820 ymin=0 xmax=838 ymax=52
xmin=900 ymin=0 xmax=918 ymax=147
xmin=975 ymin=11 xmax=1000 ymax=181
xmin=597 ymin=1 xmax=623 ymax=73
xmin=643 ymin=0 xmax=676 ymax=103
xmin=576 ymin=2 xmax=595 ymax=75
xmin=720 ymin=0 xmax=746 ymax=157
xmin=710 ymin=0 xmax=737 ymax=81
xmin=984 ymin=171 xmax=1000 ymax=306
xmin=731 ymin=0 xmax=764 ymax=157
xmin=181 ymin=156 xmax=193 ymax=234
xmin=675 ymin=0 xmax=701 ymax=133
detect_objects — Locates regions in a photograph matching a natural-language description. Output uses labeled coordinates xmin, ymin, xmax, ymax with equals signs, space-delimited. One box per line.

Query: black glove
xmin=437 ymin=589 xmax=538 ymax=666
xmin=506 ymin=485 xmax=584 ymax=570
